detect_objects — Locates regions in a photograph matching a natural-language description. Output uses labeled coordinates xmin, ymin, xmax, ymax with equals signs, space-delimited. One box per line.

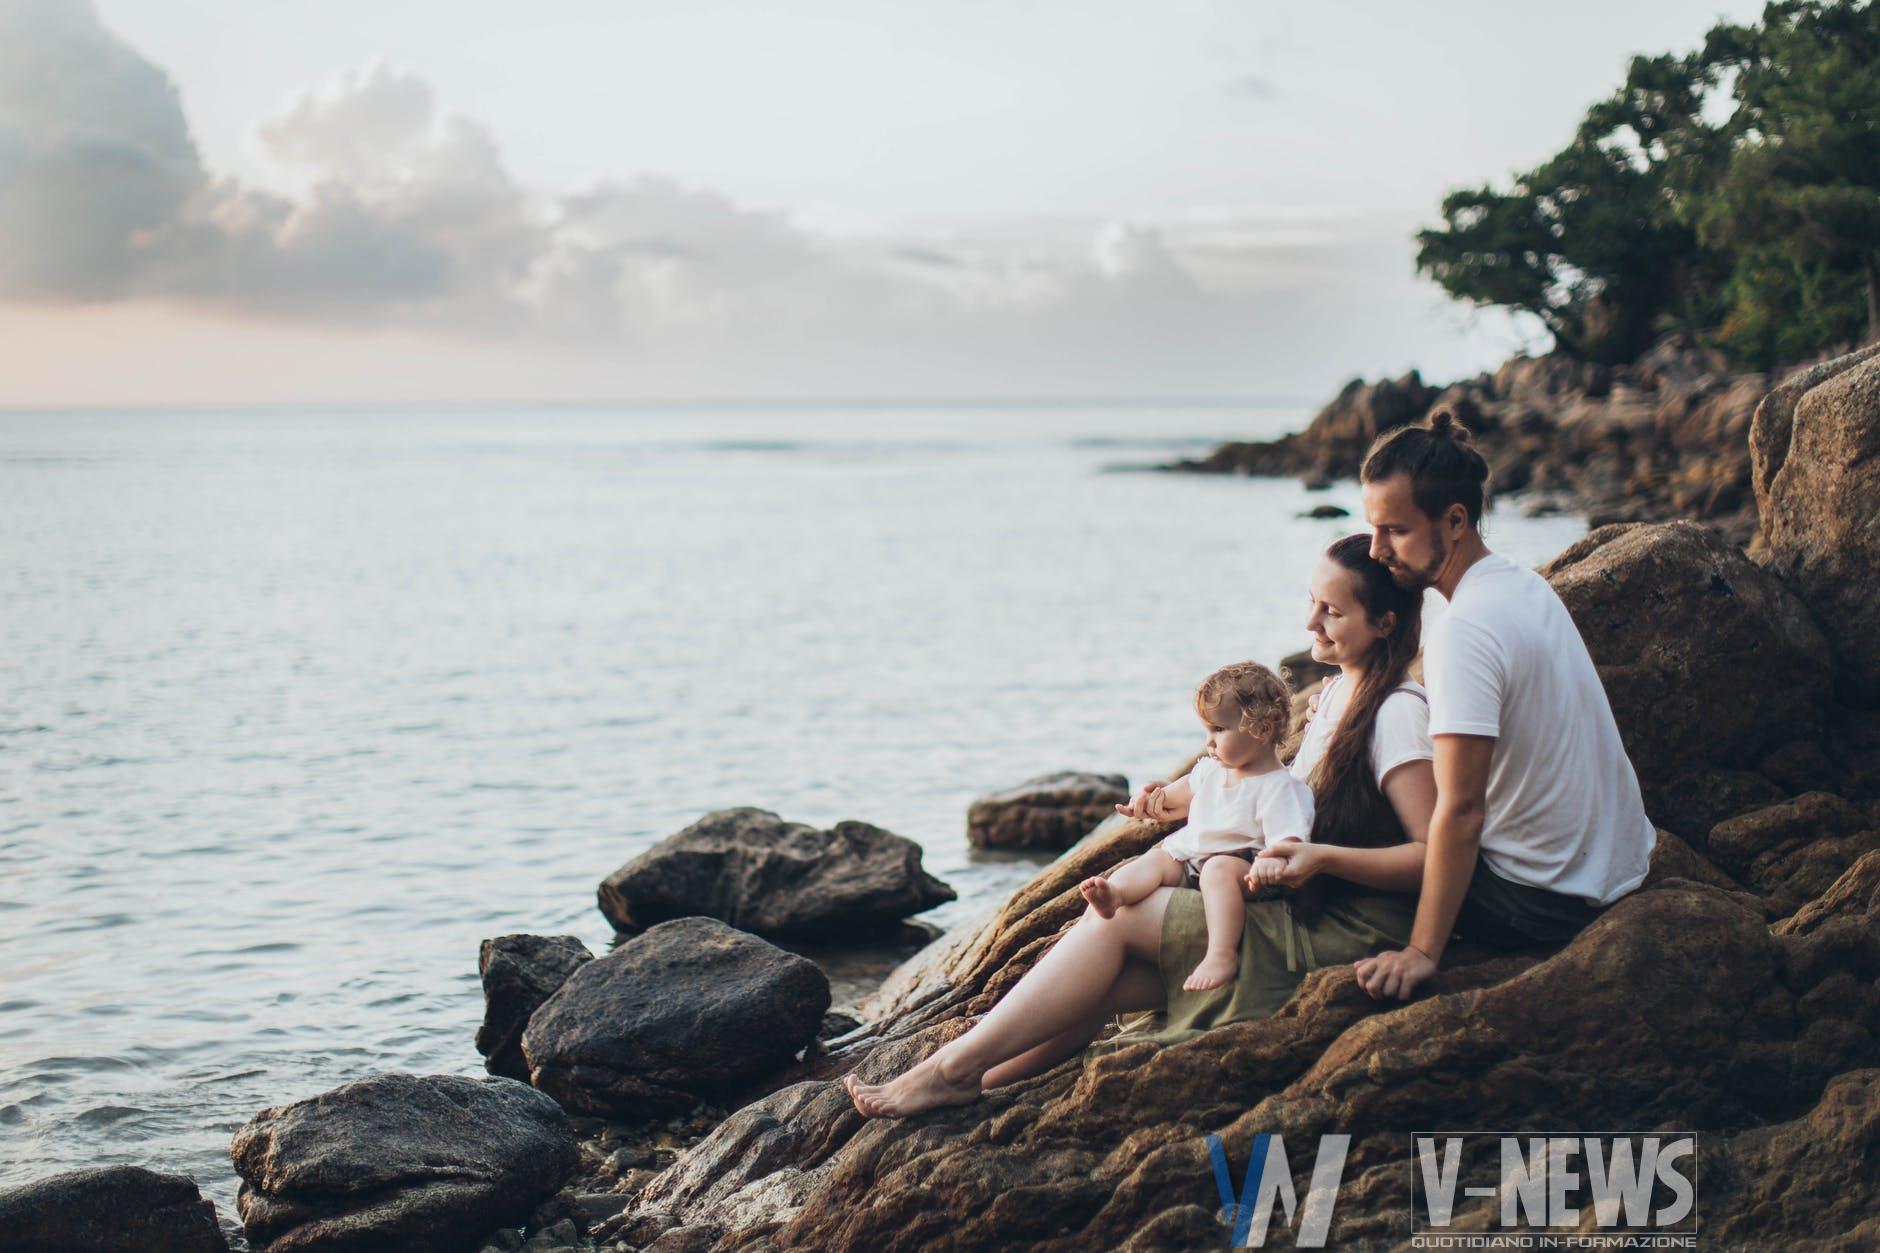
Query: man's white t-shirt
xmin=1423 ymin=551 xmax=1655 ymax=905
xmin=1162 ymin=756 xmax=1315 ymax=862
xmin=1290 ymin=674 xmax=1433 ymax=789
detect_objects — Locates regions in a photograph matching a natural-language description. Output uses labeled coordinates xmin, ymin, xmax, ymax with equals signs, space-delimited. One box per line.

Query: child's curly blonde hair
xmin=1194 ymin=660 xmax=1292 ymax=745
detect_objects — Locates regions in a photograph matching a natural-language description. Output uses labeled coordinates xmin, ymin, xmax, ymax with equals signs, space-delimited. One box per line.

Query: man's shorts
xmin=1454 ymin=855 xmax=1607 ymax=946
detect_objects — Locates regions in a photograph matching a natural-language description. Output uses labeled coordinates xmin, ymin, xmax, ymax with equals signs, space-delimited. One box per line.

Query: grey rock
xmin=231 ymin=1072 xmax=577 ymax=1253
xmin=0 ymin=1165 xmax=229 ymax=1253
xmin=964 ymin=772 xmax=1129 ymax=851
xmin=522 ymin=917 xmax=829 ymax=1120
xmin=597 ymin=808 xmax=953 ymax=938
xmin=477 ymin=934 xmax=595 ymax=1080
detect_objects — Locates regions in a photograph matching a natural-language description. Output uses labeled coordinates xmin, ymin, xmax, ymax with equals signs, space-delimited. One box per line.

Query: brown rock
xmin=1704 ymin=1069 xmax=1880 ymax=1249
xmin=1750 ymin=341 xmax=1880 ymax=697
xmin=602 ymin=878 xmax=1876 ymax=1250
xmin=965 ymin=772 xmax=1129 ymax=851
xmin=1541 ymin=520 xmax=1833 ymax=836
xmin=1709 ymin=793 xmax=1880 ymax=915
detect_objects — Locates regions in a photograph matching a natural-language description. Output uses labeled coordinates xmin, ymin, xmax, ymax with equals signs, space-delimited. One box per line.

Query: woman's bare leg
xmin=979 ymin=957 xmax=1164 ymax=1090
xmin=846 ymin=887 xmax=1176 ymax=1118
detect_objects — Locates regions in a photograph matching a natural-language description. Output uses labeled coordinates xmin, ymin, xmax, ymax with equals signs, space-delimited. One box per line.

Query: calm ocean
xmin=0 ymin=402 xmax=1585 ymax=1210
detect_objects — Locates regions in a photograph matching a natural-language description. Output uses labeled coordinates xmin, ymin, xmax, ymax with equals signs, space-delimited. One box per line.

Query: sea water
xmin=0 ymin=402 xmax=1585 ymax=1210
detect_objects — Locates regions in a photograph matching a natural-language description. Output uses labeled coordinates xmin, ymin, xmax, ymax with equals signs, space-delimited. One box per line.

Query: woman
xmin=846 ymin=534 xmax=1436 ymax=1117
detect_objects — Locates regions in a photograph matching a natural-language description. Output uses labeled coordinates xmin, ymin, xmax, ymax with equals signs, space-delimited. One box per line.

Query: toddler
xmin=1079 ymin=660 xmax=1314 ymax=991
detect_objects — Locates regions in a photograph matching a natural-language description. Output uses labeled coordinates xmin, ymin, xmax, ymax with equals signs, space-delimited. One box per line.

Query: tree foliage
xmin=1416 ymin=1 xmax=1880 ymax=367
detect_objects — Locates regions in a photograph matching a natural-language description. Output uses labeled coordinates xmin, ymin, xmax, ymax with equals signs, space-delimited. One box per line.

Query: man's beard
xmin=1388 ymin=534 xmax=1447 ymax=591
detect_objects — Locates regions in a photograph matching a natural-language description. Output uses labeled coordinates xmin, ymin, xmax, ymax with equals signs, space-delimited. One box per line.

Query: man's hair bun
xmin=1427 ymin=407 xmax=1472 ymax=443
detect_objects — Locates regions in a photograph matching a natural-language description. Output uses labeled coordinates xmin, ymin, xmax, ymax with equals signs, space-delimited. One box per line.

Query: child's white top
xmin=1162 ymin=756 xmax=1314 ymax=861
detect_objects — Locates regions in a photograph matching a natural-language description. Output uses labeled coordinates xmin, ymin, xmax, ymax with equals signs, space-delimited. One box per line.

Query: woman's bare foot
xmin=843 ymin=1054 xmax=983 ymax=1119
xmin=1079 ymin=876 xmax=1117 ymax=919
xmin=1182 ymin=951 xmax=1240 ymax=992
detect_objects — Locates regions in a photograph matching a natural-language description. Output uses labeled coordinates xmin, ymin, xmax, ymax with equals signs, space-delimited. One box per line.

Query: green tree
xmin=1416 ymin=0 xmax=1880 ymax=367
xmin=1414 ymin=53 xmax=1714 ymax=363
xmin=1697 ymin=1 xmax=1880 ymax=361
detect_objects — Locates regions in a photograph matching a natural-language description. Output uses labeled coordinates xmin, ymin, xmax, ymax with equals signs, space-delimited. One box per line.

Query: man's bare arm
xmin=1408 ymin=734 xmax=1494 ymax=962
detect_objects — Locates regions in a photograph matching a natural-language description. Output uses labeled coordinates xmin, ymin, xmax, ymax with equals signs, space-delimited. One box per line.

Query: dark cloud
xmin=0 ymin=0 xmax=205 ymax=299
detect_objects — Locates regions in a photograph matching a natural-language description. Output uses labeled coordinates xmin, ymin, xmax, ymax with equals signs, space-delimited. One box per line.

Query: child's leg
xmin=1079 ymin=849 xmax=1185 ymax=919
xmin=1183 ymin=854 xmax=1252 ymax=991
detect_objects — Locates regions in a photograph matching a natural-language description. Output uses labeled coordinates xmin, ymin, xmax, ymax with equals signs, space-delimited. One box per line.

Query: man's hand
xmin=1114 ymin=781 xmax=1167 ymax=819
xmin=1250 ymin=840 xmax=1328 ymax=888
xmin=1352 ymin=945 xmax=1437 ymax=1000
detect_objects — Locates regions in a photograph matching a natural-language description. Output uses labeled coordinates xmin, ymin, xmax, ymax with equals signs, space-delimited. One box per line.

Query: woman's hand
xmin=1248 ymin=840 xmax=1329 ymax=889
xmin=1114 ymin=781 xmax=1167 ymax=819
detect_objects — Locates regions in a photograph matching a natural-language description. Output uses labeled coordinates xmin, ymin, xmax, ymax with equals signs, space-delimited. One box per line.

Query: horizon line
xmin=0 ymin=393 xmax=1320 ymax=417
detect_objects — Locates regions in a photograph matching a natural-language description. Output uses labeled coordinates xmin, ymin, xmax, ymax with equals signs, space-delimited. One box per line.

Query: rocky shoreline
xmin=1166 ymin=337 xmax=1849 ymax=549
xmin=7 ymin=345 xmax=1880 ymax=1250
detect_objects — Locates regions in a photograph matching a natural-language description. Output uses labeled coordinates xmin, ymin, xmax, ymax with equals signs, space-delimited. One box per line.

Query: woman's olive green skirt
xmin=1099 ymin=881 xmax=1416 ymax=1048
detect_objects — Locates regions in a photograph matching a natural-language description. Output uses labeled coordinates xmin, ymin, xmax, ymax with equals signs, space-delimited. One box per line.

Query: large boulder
xmin=475 ymin=934 xmax=594 ymax=1081
xmin=0 ymin=1165 xmax=229 ymax=1253
xmin=597 ymin=808 xmax=954 ymax=939
xmin=230 ymin=1073 xmax=576 ymax=1253
xmin=1751 ymin=341 xmax=1880 ymax=697
xmin=1540 ymin=519 xmax=1834 ymax=836
xmin=604 ymin=870 xmax=1880 ymax=1250
xmin=964 ymin=772 xmax=1128 ymax=851
xmin=520 ymin=916 xmax=830 ymax=1119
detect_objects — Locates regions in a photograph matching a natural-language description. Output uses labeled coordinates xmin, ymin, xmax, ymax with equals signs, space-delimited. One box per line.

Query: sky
xmin=0 ymin=0 xmax=1766 ymax=405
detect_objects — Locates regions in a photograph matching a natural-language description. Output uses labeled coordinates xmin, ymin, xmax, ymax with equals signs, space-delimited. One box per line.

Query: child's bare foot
xmin=843 ymin=1056 xmax=982 ymax=1119
xmin=1182 ymin=951 xmax=1240 ymax=992
xmin=1079 ymin=876 xmax=1117 ymax=919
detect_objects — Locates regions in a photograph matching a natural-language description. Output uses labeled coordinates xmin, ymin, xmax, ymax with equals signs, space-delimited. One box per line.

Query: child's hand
xmin=1249 ymin=840 xmax=1322 ymax=889
xmin=1115 ymin=781 xmax=1167 ymax=819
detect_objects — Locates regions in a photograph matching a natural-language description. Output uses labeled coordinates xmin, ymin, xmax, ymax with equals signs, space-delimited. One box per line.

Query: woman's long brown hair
xmin=1306 ymin=533 xmax=1423 ymax=848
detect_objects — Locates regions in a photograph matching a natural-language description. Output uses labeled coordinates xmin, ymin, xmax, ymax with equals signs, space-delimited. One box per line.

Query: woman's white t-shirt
xmin=1289 ymin=674 xmax=1433 ymax=788
xmin=1162 ymin=755 xmax=1315 ymax=862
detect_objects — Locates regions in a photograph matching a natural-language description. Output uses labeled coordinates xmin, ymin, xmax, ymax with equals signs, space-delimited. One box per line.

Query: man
xmin=1351 ymin=409 xmax=1655 ymax=1000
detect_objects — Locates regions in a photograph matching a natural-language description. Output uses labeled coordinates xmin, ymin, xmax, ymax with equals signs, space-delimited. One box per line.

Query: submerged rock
xmin=965 ymin=772 xmax=1129 ymax=851
xmin=231 ymin=1072 xmax=576 ymax=1253
xmin=597 ymin=807 xmax=954 ymax=939
xmin=521 ymin=916 xmax=830 ymax=1119
xmin=476 ymin=934 xmax=595 ymax=1081
xmin=0 ymin=1165 xmax=228 ymax=1253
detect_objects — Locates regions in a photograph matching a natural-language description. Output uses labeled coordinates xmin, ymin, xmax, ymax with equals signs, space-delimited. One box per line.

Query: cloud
xmin=0 ymin=0 xmax=205 ymax=300
xmin=0 ymin=1 xmax=1512 ymax=399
